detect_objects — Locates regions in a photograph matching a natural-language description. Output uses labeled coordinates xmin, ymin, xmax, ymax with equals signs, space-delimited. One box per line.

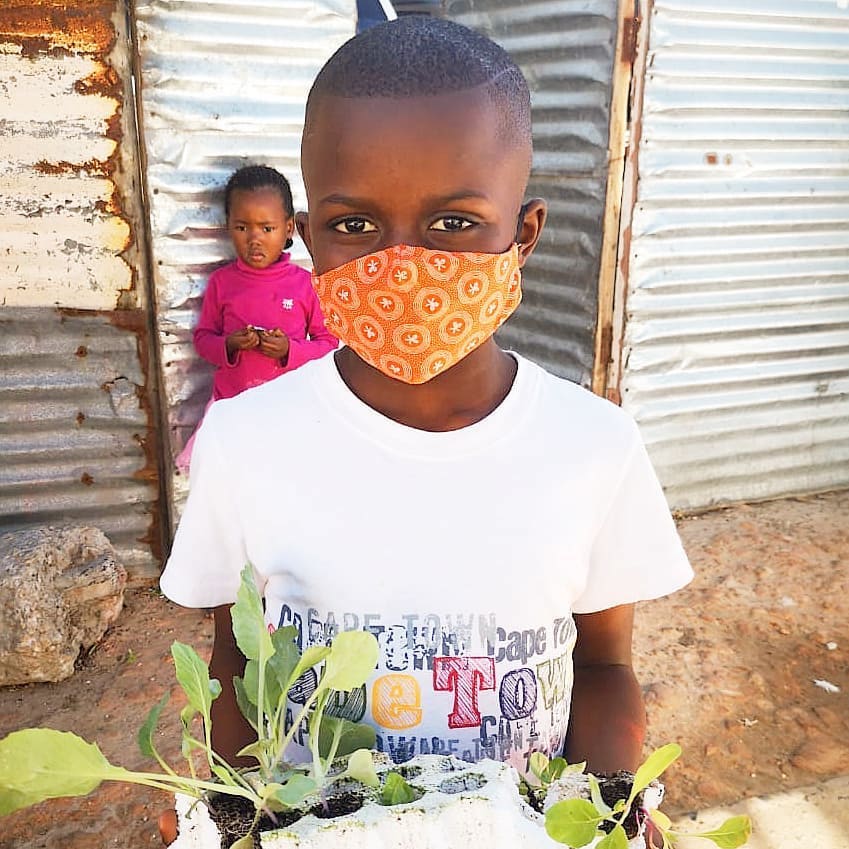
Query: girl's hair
xmin=224 ymin=165 xmax=295 ymax=249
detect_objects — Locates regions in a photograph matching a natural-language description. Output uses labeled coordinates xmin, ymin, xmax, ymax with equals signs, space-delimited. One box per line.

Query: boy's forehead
xmin=302 ymin=89 xmax=530 ymax=197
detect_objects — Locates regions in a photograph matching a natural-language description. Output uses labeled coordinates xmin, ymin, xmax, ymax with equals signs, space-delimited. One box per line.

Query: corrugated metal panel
xmin=0 ymin=1 xmax=164 ymax=581
xmin=622 ymin=0 xmax=849 ymax=508
xmin=0 ymin=308 xmax=159 ymax=577
xmin=445 ymin=0 xmax=618 ymax=383
xmin=0 ymin=1 xmax=133 ymax=310
xmin=135 ymin=0 xmax=358 ymax=500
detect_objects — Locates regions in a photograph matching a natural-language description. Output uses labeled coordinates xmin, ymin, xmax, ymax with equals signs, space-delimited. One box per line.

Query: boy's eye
xmin=234 ymin=224 xmax=247 ymax=232
xmin=332 ymin=217 xmax=377 ymax=234
xmin=430 ymin=216 xmax=474 ymax=232
xmin=263 ymin=226 xmax=275 ymax=233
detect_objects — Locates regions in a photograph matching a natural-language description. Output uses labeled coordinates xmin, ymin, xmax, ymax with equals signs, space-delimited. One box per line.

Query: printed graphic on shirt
xmin=274 ymin=605 xmax=577 ymax=774
xmin=282 ymin=298 xmax=294 ymax=310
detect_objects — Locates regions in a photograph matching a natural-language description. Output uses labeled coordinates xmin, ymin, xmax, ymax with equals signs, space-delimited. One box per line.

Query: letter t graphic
xmin=433 ymin=657 xmax=496 ymax=729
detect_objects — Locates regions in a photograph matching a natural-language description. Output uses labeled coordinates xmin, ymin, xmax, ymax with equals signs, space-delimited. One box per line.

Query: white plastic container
xmin=170 ymin=755 xmax=659 ymax=849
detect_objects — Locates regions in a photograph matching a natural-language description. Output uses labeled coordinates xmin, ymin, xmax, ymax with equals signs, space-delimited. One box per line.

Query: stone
xmin=0 ymin=526 xmax=127 ymax=685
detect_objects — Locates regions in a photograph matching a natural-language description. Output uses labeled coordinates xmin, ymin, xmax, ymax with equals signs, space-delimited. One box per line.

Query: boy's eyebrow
xmin=316 ymin=189 xmax=494 ymax=207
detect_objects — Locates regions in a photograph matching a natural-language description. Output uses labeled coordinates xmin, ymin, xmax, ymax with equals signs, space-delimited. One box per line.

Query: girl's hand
xmin=257 ymin=328 xmax=290 ymax=363
xmin=225 ymin=327 xmax=260 ymax=358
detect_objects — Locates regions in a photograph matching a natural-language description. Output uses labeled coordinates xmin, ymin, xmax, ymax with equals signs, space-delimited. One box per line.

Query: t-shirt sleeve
xmin=573 ymin=420 xmax=693 ymax=614
xmin=160 ymin=404 xmax=260 ymax=608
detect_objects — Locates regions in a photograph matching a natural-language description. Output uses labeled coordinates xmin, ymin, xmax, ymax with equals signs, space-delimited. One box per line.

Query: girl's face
xmin=227 ymin=187 xmax=294 ymax=269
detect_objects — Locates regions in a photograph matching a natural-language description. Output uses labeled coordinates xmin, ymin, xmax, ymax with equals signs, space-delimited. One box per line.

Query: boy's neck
xmin=334 ymin=342 xmax=518 ymax=432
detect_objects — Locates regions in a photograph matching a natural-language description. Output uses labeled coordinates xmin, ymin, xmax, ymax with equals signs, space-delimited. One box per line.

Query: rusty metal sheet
xmin=0 ymin=0 xmax=164 ymax=580
xmin=620 ymin=0 xmax=849 ymax=509
xmin=446 ymin=0 xmax=619 ymax=383
xmin=0 ymin=0 xmax=136 ymax=311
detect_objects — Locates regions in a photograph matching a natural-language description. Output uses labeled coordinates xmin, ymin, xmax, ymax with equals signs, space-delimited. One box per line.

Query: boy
xmin=161 ymin=17 xmax=692 ymax=786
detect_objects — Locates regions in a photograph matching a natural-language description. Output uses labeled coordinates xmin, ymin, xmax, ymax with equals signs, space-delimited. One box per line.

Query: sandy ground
xmin=0 ymin=489 xmax=847 ymax=848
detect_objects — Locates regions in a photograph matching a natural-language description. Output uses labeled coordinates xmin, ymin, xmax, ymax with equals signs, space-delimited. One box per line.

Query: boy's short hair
xmin=305 ymin=17 xmax=531 ymax=149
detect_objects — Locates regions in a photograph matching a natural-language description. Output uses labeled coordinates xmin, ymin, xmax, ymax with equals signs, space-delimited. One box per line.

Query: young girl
xmin=176 ymin=165 xmax=337 ymax=472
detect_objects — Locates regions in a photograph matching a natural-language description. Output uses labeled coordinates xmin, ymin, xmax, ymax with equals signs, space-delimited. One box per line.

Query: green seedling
xmin=0 ymin=566 xmax=385 ymax=848
xmin=529 ymin=751 xmax=586 ymax=787
xmin=379 ymin=771 xmax=418 ymax=806
xmin=543 ymin=744 xmax=751 ymax=849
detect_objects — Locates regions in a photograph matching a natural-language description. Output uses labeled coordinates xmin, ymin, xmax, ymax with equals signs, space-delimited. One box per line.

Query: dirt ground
xmin=0 ymin=490 xmax=847 ymax=848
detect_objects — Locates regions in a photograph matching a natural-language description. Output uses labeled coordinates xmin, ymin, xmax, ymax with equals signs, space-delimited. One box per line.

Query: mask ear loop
xmin=514 ymin=202 xmax=530 ymax=249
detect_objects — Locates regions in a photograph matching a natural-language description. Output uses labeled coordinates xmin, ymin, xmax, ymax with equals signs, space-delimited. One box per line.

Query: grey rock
xmin=0 ymin=526 xmax=127 ymax=686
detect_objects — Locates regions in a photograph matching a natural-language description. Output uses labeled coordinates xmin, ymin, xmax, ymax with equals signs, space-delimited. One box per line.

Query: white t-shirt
xmin=161 ymin=352 xmax=692 ymax=773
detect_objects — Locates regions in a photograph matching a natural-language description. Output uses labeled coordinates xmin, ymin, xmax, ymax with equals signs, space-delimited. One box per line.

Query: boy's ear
xmin=516 ymin=199 xmax=547 ymax=268
xmin=295 ymin=211 xmax=314 ymax=259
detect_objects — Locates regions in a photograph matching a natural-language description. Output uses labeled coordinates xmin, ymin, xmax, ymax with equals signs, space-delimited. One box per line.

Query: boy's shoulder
xmin=200 ymin=353 xmax=640 ymax=460
xmin=523 ymin=355 xmax=639 ymax=442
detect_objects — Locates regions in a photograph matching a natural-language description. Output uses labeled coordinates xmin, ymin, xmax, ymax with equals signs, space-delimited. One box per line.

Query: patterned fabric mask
xmin=311 ymin=244 xmax=522 ymax=384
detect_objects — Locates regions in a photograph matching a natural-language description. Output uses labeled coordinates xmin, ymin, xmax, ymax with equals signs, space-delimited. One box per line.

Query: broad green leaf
xmin=317 ymin=715 xmax=376 ymax=759
xmin=380 ymin=771 xmax=417 ymax=806
xmin=264 ymin=627 xmax=300 ymax=709
xmin=233 ymin=676 xmax=259 ymax=730
xmin=631 ymin=744 xmax=681 ymax=798
xmin=588 ymin=775 xmax=612 ymax=816
xmin=345 ymin=749 xmax=380 ymax=788
xmin=0 ymin=729 xmax=120 ymax=815
xmin=322 ymin=631 xmax=379 ymax=691
xmin=694 ymin=815 xmax=752 ymax=849
xmin=563 ymin=761 xmax=587 ymax=775
xmin=596 ymin=824 xmax=629 ymax=849
xmin=231 ymin=566 xmax=273 ymax=663
xmin=529 ymin=751 xmax=549 ymax=782
xmin=242 ymin=659 xmax=261 ymax=708
xmin=290 ymin=645 xmax=331 ymax=684
xmin=545 ymin=798 xmax=602 ymax=847
xmin=137 ymin=691 xmax=170 ymax=759
xmin=542 ymin=757 xmax=568 ymax=784
xmin=229 ymin=836 xmax=254 ymax=849
xmin=236 ymin=741 xmax=267 ymax=761
xmin=171 ymin=642 xmax=218 ymax=718
xmin=269 ymin=774 xmax=317 ymax=807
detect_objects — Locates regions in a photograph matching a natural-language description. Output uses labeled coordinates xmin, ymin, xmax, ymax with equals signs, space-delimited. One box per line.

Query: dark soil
xmin=206 ymin=784 xmax=371 ymax=848
xmin=205 ymin=794 xmax=280 ymax=849
xmin=523 ymin=771 xmax=645 ymax=839
xmin=596 ymin=772 xmax=644 ymax=838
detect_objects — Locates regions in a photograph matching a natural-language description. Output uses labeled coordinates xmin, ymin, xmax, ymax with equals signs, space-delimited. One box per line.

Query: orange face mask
xmin=311 ymin=244 xmax=522 ymax=384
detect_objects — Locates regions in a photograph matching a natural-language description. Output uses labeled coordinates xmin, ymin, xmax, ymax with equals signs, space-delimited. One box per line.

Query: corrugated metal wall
xmin=621 ymin=0 xmax=849 ymax=508
xmin=0 ymin=0 xmax=164 ymax=581
xmin=134 ymin=0 xmax=358 ymax=510
xmin=446 ymin=0 xmax=619 ymax=383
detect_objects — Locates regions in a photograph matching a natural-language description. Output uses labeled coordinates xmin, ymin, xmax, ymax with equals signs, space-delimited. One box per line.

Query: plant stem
xmin=271 ymin=687 xmax=321 ymax=775
xmin=208 ymin=748 xmax=257 ymax=793
xmin=108 ymin=767 xmax=260 ymax=804
xmin=309 ymin=691 xmax=330 ymax=786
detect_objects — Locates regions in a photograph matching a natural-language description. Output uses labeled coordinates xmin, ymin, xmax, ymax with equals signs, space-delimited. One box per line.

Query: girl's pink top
xmin=193 ymin=254 xmax=338 ymax=400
